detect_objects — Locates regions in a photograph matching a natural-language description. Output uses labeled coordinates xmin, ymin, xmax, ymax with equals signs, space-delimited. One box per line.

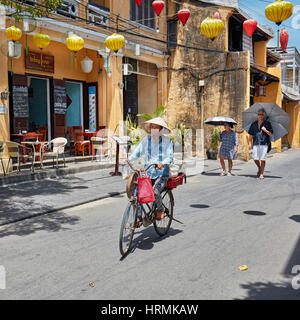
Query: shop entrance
xmin=66 ymin=81 xmax=83 ymax=129
xmin=28 ymin=77 xmax=50 ymax=140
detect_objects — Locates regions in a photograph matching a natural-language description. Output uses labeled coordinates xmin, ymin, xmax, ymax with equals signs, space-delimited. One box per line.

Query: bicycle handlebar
xmin=125 ymin=160 xmax=157 ymax=173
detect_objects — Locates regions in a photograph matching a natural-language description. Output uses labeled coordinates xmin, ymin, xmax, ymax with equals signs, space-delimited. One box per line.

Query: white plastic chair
xmin=43 ymin=138 xmax=67 ymax=169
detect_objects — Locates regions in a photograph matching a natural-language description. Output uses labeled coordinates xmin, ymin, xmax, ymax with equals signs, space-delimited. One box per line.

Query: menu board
xmin=12 ymin=85 xmax=29 ymax=118
xmin=54 ymin=85 xmax=67 ymax=115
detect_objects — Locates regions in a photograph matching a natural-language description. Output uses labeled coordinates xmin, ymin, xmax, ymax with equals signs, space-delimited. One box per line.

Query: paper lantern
xmin=105 ymin=33 xmax=125 ymax=53
xmin=265 ymin=0 xmax=293 ymax=26
xmin=134 ymin=0 xmax=143 ymax=5
xmin=243 ymin=19 xmax=258 ymax=37
xmin=5 ymin=26 xmax=22 ymax=41
xmin=200 ymin=17 xmax=224 ymax=41
xmin=33 ymin=33 xmax=50 ymax=50
xmin=66 ymin=33 xmax=84 ymax=67
xmin=178 ymin=8 xmax=191 ymax=26
xmin=81 ymin=56 xmax=94 ymax=73
xmin=66 ymin=33 xmax=84 ymax=52
xmin=280 ymin=28 xmax=289 ymax=52
xmin=152 ymin=0 xmax=165 ymax=16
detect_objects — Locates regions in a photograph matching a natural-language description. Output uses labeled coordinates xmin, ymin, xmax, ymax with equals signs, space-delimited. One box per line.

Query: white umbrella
xmin=205 ymin=116 xmax=237 ymax=127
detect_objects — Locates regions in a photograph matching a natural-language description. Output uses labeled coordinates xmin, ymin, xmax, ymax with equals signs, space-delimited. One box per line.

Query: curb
xmin=0 ymin=162 xmax=114 ymax=186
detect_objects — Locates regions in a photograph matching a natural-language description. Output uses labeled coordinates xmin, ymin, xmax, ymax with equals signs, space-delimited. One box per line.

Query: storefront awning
xmin=250 ymin=66 xmax=280 ymax=84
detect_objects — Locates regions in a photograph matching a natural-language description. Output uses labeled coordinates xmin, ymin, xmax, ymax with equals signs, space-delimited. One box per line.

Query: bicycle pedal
xmin=142 ymin=216 xmax=153 ymax=227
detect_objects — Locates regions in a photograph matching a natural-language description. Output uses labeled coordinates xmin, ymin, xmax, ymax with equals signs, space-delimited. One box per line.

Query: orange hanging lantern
xmin=105 ymin=33 xmax=125 ymax=53
xmin=66 ymin=33 xmax=84 ymax=67
xmin=200 ymin=17 xmax=224 ymax=41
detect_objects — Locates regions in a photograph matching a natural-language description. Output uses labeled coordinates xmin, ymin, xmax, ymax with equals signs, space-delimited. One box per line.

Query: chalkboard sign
xmin=54 ymin=85 xmax=67 ymax=115
xmin=12 ymin=85 xmax=29 ymax=118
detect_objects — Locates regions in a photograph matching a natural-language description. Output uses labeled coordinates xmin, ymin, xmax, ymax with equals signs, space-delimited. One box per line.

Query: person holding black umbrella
xmin=248 ymin=108 xmax=273 ymax=180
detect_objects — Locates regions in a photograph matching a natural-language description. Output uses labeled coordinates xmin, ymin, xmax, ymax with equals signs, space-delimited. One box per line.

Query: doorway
xmin=28 ymin=77 xmax=50 ymax=139
xmin=66 ymin=81 xmax=83 ymax=129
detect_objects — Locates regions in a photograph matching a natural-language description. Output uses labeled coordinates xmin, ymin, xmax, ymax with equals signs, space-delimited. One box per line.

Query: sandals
xmin=259 ymin=174 xmax=264 ymax=180
xmin=219 ymin=170 xmax=226 ymax=176
xmin=227 ymin=172 xmax=232 ymax=176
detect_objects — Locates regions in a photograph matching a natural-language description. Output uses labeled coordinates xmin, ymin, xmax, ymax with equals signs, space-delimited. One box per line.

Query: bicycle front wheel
xmin=153 ymin=190 xmax=174 ymax=237
xmin=119 ymin=202 xmax=137 ymax=256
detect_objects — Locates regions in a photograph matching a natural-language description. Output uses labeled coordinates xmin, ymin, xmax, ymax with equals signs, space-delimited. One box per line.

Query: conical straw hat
xmin=144 ymin=117 xmax=171 ymax=133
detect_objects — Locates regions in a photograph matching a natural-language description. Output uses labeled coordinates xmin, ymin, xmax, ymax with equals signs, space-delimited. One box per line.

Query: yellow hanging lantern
xmin=200 ymin=17 xmax=224 ymax=41
xmin=33 ymin=33 xmax=50 ymax=50
xmin=105 ymin=33 xmax=125 ymax=53
xmin=5 ymin=26 xmax=22 ymax=41
xmin=66 ymin=33 xmax=84 ymax=67
xmin=265 ymin=0 xmax=293 ymax=26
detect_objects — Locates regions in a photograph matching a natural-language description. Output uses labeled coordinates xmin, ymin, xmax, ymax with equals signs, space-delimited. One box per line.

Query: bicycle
xmin=119 ymin=160 xmax=186 ymax=256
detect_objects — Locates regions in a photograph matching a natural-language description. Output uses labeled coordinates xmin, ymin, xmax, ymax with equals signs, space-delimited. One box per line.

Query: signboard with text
xmin=25 ymin=51 xmax=54 ymax=73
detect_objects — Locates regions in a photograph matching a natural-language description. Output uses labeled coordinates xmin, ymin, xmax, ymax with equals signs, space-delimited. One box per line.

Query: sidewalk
xmin=0 ymin=151 xmax=282 ymax=226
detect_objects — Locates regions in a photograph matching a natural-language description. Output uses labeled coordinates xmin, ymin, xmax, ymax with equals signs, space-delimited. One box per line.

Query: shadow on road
xmin=238 ymin=174 xmax=283 ymax=179
xmin=236 ymin=281 xmax=300 ymax=300
xmin=0 ymin=211 xmax=80 ymax=238
xmin=131 ymin=227 xmax=182 ymax=252
xmin=243 ymin=210 xmax=266 ymax=216
xmin=190 ymin=204 xmax=210 ymax=209
xmin=201 ymin=172 xmax=221 ymax=176
xmin=289 ymin=215 xmax=300 ymax=223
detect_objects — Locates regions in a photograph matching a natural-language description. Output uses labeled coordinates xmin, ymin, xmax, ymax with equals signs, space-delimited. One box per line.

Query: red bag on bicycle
xmin=137 ymin=169 xmax=155 ymax=204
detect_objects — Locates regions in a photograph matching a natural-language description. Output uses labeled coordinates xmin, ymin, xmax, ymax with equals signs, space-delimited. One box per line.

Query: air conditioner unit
xmin=56 ymin=0 xmax=78 ymax=18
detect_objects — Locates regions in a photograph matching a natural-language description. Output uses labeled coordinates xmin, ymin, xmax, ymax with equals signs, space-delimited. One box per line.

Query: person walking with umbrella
xmin=218 ymin=122 xmax=239 ymax=176
xmin=248 ymin=108 xmax=273 ymax=179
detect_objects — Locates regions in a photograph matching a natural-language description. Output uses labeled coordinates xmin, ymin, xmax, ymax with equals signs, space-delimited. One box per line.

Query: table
xmin=83 ymin=131 xmax=107 ymax=156
xmin=11 ymin=133 xmax=43 ymax=163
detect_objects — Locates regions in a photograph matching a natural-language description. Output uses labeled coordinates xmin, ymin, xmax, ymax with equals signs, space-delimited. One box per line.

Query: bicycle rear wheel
xmin=119 ymin=202 xmax=137 ymax=256
xmin=153 ymin=189 xmax=174 ymax=237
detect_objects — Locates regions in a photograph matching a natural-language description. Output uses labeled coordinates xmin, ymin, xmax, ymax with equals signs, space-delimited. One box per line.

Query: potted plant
xmin=206 ymin=127 xmax=220 ymax=160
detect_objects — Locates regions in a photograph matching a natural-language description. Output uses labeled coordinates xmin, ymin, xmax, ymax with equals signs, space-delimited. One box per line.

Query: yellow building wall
xmin=282 ymin=100 xmax=300 ymax=148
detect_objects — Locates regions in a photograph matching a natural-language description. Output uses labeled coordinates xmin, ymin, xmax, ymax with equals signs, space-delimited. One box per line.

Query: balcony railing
xmin=88 ymin=4 xmax=109 ymax=27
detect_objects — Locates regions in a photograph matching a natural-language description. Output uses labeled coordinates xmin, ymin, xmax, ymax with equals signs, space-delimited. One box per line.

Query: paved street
xmin=1 ymin=149 xmax=300 ymax=299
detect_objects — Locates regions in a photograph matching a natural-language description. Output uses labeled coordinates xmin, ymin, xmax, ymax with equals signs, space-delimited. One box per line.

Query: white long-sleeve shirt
xmin=129 ymin=135 xmax=174 ymax=179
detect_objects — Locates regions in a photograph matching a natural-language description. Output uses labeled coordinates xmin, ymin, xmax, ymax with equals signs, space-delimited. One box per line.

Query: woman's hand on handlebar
xmin=156 ymin=163 xmax=163 ymax=170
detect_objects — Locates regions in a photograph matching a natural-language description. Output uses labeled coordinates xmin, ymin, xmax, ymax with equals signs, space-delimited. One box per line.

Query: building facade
xmin=165 ymin=0 xmax=282 ymax=160
xmin=0 ymin=0 xmax=169 ymax=148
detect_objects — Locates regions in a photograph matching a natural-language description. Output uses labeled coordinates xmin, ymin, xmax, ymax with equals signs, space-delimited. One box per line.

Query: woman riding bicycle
xmin=123 ymin=117 xmax=173 ymax=225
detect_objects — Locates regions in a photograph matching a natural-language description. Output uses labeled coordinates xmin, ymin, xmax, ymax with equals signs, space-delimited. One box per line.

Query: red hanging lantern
xmin=243 ymin=19 xmax=258 ymax=37
xmin=178 ymin=8 xmax=191 ymax=26
xmin=134 ymin=0 xmax=143 ymax=6
xmin=213 ymin=11 xmax=220 ymax=19
xmin=152 ymin=0 xmax=165 ymax=16
xmin=280 ymin=28 xmax=288 ymax=52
